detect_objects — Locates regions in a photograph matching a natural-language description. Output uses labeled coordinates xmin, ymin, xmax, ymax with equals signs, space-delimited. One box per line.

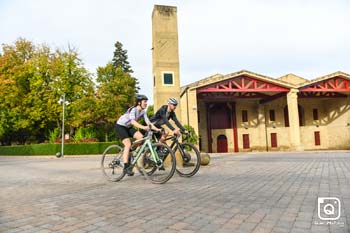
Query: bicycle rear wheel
xmin=141 ymin=142 xmax=176 ymax=184
xmin=175 ymin=142 xmax=201 ymax=177
xmin=101 ymin=145 xmax=125 ymax=182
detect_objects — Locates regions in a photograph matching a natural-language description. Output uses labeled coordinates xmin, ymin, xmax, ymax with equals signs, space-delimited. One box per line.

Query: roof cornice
xmin=297 ymin=71 xmax=350 ymax=88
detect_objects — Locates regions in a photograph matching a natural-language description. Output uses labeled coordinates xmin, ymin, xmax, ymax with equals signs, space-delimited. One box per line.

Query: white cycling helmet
xmin=168 ymin=98 xmax=178 ymax=105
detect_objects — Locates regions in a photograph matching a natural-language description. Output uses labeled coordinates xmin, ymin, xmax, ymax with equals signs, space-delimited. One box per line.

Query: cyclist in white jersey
xmin=116 ymin=94 xmax=160 ymax=176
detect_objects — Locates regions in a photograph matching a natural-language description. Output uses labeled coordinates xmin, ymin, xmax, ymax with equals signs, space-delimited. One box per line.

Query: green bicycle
xmin=101 ymin=128 xmax=176 ymax=184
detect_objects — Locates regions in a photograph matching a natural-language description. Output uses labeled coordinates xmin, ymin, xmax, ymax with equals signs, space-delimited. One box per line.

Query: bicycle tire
xmin=175 ymin=142 xmax=201 ymax=177
xmin=101 ymin=145 xmax=126 ymax=182
xmin=141 ymin=142 xmax=176 ymax=184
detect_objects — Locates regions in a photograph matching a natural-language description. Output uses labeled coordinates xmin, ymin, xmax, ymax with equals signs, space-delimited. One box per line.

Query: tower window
xmin=162 ymin=72 xmax=174 ymax=85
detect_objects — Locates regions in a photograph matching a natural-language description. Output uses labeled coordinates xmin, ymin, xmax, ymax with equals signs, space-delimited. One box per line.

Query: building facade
xmin=180 ymin=71 xmax=350 ymax=152
xmin=152 ymin=5 xmax=350 ymax=152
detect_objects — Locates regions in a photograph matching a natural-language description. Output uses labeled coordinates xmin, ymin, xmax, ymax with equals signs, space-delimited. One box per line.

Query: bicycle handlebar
xmin=144 ymin=125 xmax=164 ymax=138
xmin=166 ymin=131 xmax=190 ymax=141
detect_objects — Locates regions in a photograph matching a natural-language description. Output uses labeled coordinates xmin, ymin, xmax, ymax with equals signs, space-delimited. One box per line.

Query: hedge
xmin=0 ymin=142 xmax=121 ymax=156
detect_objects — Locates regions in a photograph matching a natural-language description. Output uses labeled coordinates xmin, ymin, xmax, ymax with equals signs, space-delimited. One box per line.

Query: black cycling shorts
xmin=153 ymin=124 xmax=164 ymax=140
xmin=115 ymin=124 xmax=137 ymax=141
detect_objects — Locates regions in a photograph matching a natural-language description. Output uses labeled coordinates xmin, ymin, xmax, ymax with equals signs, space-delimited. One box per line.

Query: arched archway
xmin=206 ymin=103 xmax=238 ymax=153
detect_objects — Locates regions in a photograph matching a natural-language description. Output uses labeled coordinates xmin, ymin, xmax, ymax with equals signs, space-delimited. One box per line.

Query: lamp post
xmin=57 ymin=93 xmax=69 ymax=158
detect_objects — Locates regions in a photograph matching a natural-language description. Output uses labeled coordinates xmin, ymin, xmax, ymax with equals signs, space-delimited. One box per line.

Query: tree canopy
xmin=0 ymin=38 xmax=140 ymax=145
xmin=112 ymin=41 xmax=133 ymax=73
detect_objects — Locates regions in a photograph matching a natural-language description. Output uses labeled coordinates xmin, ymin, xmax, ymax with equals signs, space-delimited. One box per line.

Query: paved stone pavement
xmin=0 ymin=151 xmax=350 ymax=233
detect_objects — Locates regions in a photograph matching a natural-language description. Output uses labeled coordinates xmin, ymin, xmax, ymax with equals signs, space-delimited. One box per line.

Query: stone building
xmin=152 ymin=5 xmax=350 ymax=153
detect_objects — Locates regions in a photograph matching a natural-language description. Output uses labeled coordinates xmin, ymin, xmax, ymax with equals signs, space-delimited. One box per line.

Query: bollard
xmin=200 ymin=152 xmax=210 ymax=166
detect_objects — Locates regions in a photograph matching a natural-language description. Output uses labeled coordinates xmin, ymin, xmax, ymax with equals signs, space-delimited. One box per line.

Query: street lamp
xmin=57 ymin=93 xmax=69 ymax=158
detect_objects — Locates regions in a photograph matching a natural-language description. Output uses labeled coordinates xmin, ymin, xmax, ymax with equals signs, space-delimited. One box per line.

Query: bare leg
xmin=133 ymin=131 xmax=144 ymax=140
xmin=122 ymin=138 xmax=131 ymax=164
xmin=130 ymin=131 xmax=145 ymax=149
xmin=159 ymin=131 xmax=169 ymax=144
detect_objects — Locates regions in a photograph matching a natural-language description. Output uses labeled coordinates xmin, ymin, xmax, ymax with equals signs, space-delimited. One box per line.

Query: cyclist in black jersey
xmin=150 ymin=98 xmax=188 ymax=143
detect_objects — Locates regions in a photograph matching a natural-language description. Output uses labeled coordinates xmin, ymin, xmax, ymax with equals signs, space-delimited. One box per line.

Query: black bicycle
xmin=156 ymin=132 xmax=201 ymax=177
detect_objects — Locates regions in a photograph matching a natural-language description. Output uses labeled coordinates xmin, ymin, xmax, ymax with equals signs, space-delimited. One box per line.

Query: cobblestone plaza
xmin=0 ymin=152 xmax=349 ymax=233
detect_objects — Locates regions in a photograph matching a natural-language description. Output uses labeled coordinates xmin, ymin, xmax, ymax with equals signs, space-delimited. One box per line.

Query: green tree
xmin=54 ymin=46 xmax=96 ymax=129
xmin=28 ymin=45 xmax=95 ymax=142
xmin=0 ymin=38 xmax=95 ymax=145
xmin=112 ymin=41 xmax=133 ymax=73
xmin=0 ymin=38 xmax=36 ymax=144
xmin=95 ymin=64 xmax=137 ymax=141
xmin=146 ymin=105 xmax=154 ymax=117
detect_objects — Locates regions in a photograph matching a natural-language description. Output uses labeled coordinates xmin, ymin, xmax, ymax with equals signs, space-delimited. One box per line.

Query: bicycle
xmin=101 ymin=128 xmax=176 ymax=184
xmin=155 ymin=132 xmax=201 ymax=177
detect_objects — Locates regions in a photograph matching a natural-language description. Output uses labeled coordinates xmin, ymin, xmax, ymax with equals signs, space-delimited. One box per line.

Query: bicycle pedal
xmin=156 ymin=161 xmax=162 ymax=166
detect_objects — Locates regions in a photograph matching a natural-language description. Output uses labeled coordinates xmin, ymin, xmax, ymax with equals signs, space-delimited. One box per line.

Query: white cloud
xmin=1 ymin=0 xmax=350 ymax=104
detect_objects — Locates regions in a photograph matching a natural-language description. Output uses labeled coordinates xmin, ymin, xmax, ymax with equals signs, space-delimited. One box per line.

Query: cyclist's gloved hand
xmin=180 ymin=130 xmax=189 ymax=135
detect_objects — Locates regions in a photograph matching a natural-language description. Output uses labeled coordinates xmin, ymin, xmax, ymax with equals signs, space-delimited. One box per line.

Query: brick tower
xmin=152 ymin=5 xmax=181 ymax=120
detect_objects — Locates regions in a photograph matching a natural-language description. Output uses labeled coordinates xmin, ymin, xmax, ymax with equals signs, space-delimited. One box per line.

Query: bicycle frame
xmin=165 ymin=134 xmax=185 ymax=153
xmin=130 ymin=131 xmax=160 ymax=167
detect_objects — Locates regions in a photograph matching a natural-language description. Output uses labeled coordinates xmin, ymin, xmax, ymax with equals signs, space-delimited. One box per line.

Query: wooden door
xmin=243 ymin=134 xmax=250 ymax=149
xmin=271 ymin=133 xmax=277 ymax=148
xmin=217 ymin=135 xmax=228 ymax=153
xmin=314 ymin=131 xmax=320 ymax=146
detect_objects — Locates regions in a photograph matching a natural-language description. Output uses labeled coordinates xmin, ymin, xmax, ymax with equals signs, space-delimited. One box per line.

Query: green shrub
xmin=183 ymin=125 xmax=198 ymax=145
xmin=0 ymin=144 xmax=59 ymax=155
xmin=0 ymin=142 xmax=121 ymax=156
xmin=72 ymin=128 xmax=97 ymax=143
xmin=48 ymin=128 xmax=60 ymax=144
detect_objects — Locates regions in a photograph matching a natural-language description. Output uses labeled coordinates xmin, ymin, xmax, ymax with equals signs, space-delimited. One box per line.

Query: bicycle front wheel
xmin=175 ymin=142 xmax=201 ymax=177
xmin=141 ymin=142 xmax=176 ymax=184
xmin=101 ymin=145 xmax=125 ymax=182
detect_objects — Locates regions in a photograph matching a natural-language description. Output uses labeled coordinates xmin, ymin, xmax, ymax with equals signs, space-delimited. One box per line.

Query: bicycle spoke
xmin=141 ymin=142 xmax=176 ymax=184
xmin=175 ymin=142 xmax=201 ymax=177
xmin=101 ymin=145 xmax=125 ymax=182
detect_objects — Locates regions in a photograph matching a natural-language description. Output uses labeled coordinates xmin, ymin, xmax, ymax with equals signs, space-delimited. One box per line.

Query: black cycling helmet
xmin=135 ymin=94 xmax=148 ymax=102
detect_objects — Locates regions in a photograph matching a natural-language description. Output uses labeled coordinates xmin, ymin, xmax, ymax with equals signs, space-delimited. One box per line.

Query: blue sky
xmin=1 ymin=0 xmax=350 ymax=104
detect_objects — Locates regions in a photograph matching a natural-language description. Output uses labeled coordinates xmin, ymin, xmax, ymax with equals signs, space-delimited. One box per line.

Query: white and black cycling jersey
xmin=117 ymin=107 xmax=150 ymax=127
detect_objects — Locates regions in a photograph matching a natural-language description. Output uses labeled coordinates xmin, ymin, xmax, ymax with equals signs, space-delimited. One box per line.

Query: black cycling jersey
xmin=150 ymin=105 xmax=185 ymax=131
